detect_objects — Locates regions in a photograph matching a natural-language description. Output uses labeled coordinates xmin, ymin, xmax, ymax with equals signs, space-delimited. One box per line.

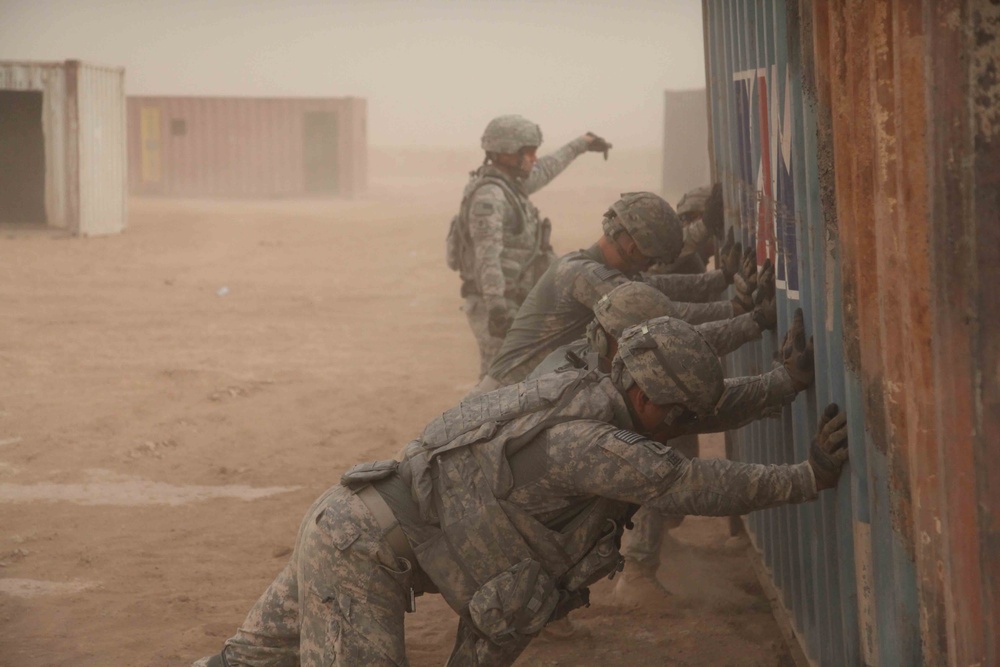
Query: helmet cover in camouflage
xmin=601 ymin=192 xmax=683 ymax=263
xmin=481 ymin=115 xmax=544 ymax=154
xmin=593 ymin=282 xmax=677 ymax=339
xmin=610 ymin=316 xmax=724 ymax=415
xmin=676 ymin=185 xmax=713 ymax=218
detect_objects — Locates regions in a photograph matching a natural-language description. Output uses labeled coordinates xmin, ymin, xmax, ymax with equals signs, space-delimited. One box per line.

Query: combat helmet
xmin=610 ymin=316 xmax=724 ymax=416
xmin=676 ymin=185 xmax=713 ymax=221
xmin=601 ymin=192 xmax=684 ymax=263
xmin=481 ymin=115 xmax=543 ymax=154
xmin=588 ymin=283 xmax=677 ymax=357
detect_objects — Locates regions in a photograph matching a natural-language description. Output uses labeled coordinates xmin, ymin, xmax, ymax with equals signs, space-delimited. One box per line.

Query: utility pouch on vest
xmin=560 ymin=519 xmax=625 ymax=592
xmin=467 ymin=558 xmax=560 ymax=644
xmin=539 ymin=217 xmax=552 ymax=252
xmin=446 ymin=215 xmax=463 ymax=272
xmin=340 ymin=460 xmax=399 ymax=490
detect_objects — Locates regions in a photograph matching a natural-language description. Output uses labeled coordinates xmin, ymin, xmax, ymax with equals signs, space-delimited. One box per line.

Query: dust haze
xmin=0 ymin=0 xmax=705 ymax=149
xmin=0 ymin=2 xmax=795 ymax=666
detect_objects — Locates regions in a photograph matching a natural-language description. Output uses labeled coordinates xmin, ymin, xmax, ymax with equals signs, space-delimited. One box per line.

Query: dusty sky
xmin=0 ymin=0 xmax=706 ymax=149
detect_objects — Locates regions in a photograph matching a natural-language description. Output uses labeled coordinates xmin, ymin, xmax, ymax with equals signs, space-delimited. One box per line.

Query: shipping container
xmin=702 ymin=0 xmax=998 ymax=665
xmin=126 ymin=96 xmax=367 ymax=199
xmin=0 ymin=60 xmax=126 ymax=236
xmin=661 ymin=88 xmax=711 ymax=200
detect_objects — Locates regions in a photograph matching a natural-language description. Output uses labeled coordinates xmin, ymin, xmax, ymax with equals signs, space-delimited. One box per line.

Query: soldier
xmin=473 ymin=191 xmax=760 ymax=395
xmin=446 ymin=114 xmax=612 ymax=377
xmin=649 ymin=183 xmax=725 ymax=275
xmin=194 ymin=317 xmax=848 ymax=667
xmin=526 ymin=275 xmax=777 ymax=379
xmin=615 ymin=307 xmax=816 ymax=604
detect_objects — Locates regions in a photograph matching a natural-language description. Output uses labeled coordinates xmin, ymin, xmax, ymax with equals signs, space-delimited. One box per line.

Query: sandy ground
xmin=0 ymin=148 xmax=792 ymax=666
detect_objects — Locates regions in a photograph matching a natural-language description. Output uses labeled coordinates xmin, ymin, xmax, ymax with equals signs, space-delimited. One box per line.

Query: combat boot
xmin=610 ymin=558 xmax=672 ymax=609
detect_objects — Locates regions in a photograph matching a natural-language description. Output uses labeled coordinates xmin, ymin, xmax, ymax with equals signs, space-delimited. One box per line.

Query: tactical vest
xmin=446 ymin=168 xmax=552 ymax=301
xmin=397 ymin=370 xmax=635 ymax=629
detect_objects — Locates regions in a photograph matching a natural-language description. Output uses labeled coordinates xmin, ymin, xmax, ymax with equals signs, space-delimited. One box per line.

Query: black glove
xmin=718 ymin=227 xmax=742 ymax=282
xmin=585 ymin=132 xmax=613 ymax=160
xmin=780 ymin=307 xmax=814 ymax=390
xmin=755 ymin=258 xmax=776 ymax=305
xmin=809 ymin=403 xmax=849 ymax=490
xmin=752 ymin=295 xmax=777 ymax=331
xmin=741 ymin=247 xmax=759 ymax=294
xmin=703 ymin=182 xmax=725 ymax=237
xmin=487 ymin=300 xmax=513 ymax=339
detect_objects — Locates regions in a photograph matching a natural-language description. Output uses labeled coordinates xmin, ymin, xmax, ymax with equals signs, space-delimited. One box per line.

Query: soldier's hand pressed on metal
xmin=809 ymin=403 xmax=849 ymax=490
xmin=584 ymin=132 xmax=612 ymax=160
xmin=741 ymin=247 xmax=759 ymax=293
xmin=781 ymin=307 xmax=815 ymax=390
xmin=719 ymin=227 xmax=742 ymax=283
xmin=754 ymin=258 xmax=776 ymax=304
xmin=752 ymin=294 xmax=778 ymax=332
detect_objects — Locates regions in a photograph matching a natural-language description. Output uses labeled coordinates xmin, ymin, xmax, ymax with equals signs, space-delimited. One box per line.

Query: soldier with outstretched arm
xmin=446 ymin=114 xmax=612 ymax=378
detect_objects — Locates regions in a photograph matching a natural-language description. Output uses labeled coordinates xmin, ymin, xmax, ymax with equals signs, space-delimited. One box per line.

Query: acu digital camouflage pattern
xmin=398 ymin=370 xmax=817 ymax=665
xmin=463 ymin=294 xmax=506 ymax=378
xmin=456 ymin=137 xmax=590 ymax=374
xmin=676 ymin=185 xmax=713 ymax=218
xmin=480 ymin=114 xmax=543 ymax=154
xmin=612 ymin=317 xmax=726 ymax=415
xmin=196 ymin=369 xmax=816 ymax=667
xmin=487 ymin=245 xmax=735 ymax=385
xmin=592 ymin=282 xmax=763 ymax=358
xmin=194 ymin=485 xmax=412 ymax=667
xmin=603 ymin=192 xmax=685 ymax=262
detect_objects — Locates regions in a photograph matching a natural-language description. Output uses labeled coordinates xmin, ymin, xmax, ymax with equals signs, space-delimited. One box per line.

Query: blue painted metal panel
xmin=702 ymin=1 xmax=876 ymax=664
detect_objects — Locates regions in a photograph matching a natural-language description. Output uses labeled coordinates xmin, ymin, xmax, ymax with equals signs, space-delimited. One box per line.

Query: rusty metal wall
xmin=702 ymin=1 xmax=998 ymax=665
xmin=0 ymin=60 xmax=126 ymax=235
xmin=126 ymin=95 xmax=367 ymax=198
xmin=661 ymin=88 xmax=711 ymax=200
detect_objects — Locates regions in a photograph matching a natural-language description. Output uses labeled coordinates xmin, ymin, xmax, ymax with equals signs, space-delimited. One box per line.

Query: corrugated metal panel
xmin=74 ymin=62 xmax=127 ymax=236
xmin=661 ymin=89 xmax=711 ymax=200
xmin=0 ymin=61 xmax=69 ymax=228
xmin=702 ymin=0 xmax=998 ymax=665
xmin=126 ymin=95 xmax=367 ymax=198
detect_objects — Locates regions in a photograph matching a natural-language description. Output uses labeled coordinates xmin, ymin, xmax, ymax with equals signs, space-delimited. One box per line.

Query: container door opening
xmin=0 ymin=90 xmax=46 ymax=223
xmin=303 ymin=112 xmax=338 ymax=194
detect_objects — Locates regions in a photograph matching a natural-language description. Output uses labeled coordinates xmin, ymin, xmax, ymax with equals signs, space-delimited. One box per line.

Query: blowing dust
xmin=0 ymin=148 xmax=790 ymax=666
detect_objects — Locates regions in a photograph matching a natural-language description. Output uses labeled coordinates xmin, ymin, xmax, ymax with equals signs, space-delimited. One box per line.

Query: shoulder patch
xmin=613 ymin=429 xmax=646 ymax=445
xmin=593 ymin=265 xmax=623 ymax=281
xmin=614 ymin=430 xmax=687 ymax=467
xmin=472 ymin=201 xmax=495 ymax=215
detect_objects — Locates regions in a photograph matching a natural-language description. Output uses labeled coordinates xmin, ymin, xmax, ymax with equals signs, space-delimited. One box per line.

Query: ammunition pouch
xmin=467 ymin=558 xmax=560 ymax=644
xmin=559 ymin=518 xmax=626 ymax=592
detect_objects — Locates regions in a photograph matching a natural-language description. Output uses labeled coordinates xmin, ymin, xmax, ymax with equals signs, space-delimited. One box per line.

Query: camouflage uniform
xmin=454 ymin=122 xmax=591 ymax=377
xmin=486 ymin=245 xmax=735 ymax=386
xmin=194 ymin=322 xmax=826 ymax=667
xmin=620 ymin=364 xmax=798 ymax=571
